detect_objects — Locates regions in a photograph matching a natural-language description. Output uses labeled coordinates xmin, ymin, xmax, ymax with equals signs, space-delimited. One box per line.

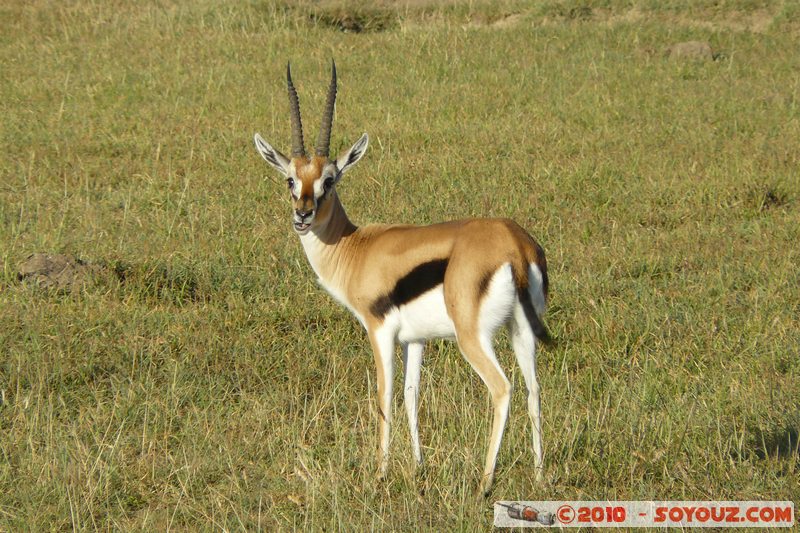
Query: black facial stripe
xmin=369 ymin=259 xmax=449 ymax=318
xmin=317 ymin=174 xmax=337 ymax=203
xmin=317 ymin=182 xmax=329 ymax=203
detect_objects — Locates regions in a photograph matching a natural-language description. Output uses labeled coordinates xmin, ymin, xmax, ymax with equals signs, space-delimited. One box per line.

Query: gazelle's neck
xmin=298 ymin=192 xmax=358 ymax=285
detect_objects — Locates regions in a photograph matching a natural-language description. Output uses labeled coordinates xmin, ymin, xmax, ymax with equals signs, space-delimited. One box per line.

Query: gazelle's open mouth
xmin=294 ymin=222 xmax=310 ymax=233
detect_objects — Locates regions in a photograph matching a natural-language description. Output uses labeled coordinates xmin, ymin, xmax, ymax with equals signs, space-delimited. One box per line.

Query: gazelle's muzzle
xmin=293 ymin=196 xmax=315 ymax=233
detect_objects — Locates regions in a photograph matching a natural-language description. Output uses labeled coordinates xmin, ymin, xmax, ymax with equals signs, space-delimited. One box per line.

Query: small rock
xmin=665 ymin=41 xmax=714 ymax=61
xmin=17 ymin=253 xmax=104 ymax=292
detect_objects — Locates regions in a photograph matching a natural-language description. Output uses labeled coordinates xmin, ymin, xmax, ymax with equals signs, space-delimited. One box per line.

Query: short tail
xmin=517 ymin=285 xmax=554 ymax=346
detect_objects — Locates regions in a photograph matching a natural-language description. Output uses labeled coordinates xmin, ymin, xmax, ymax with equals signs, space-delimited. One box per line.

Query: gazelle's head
xmin=254 ymin=61 xmax=369 ymax=235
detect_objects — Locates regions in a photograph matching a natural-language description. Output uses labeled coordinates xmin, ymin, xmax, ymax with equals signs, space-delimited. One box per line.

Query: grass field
xmin=2 ymin=0 xmax=799 ymax=529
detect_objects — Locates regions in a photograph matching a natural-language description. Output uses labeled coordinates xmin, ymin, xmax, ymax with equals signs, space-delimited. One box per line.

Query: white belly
xmin=395 ymin=285 xmax=455 ymax=343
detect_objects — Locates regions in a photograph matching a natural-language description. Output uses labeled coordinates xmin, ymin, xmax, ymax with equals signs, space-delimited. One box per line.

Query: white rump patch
xmin=478 ymin=263 xmax=516 ymax=337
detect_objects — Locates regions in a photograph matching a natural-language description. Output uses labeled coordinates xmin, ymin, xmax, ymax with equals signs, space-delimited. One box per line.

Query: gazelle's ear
xmin=335 ymin=133 xmax=369 ymax=178
xmin=254 ymin=133 xmax=291 ymax=177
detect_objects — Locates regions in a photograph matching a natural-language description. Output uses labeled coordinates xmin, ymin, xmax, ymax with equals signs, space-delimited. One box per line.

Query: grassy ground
xmin=1 ymin=0 xmax=799 ymax=529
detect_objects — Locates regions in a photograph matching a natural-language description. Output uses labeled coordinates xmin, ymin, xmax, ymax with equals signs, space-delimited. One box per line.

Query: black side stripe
xmin=369 ymin=259 xmax=449 ymax=317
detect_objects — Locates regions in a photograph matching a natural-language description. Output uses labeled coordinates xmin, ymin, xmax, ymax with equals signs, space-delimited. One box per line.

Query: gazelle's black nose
xmin=295 ymin=208 xmax=313 ymax=221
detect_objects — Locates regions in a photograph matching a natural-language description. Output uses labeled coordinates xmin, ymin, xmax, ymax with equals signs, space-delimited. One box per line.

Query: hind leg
xmin=446 ymin=261 xmax=516 ymax=495
xmin=456 ymin=330 xmax=511 ymax=496
xmin=510 ymin=303 xmax=543 ymax=480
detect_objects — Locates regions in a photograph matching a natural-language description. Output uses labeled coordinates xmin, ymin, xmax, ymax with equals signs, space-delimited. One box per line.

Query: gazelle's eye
xmin=324 ymin=177 xmax=334 ymax=191
xmin=287 ymin=178 xmax=295 ymax=190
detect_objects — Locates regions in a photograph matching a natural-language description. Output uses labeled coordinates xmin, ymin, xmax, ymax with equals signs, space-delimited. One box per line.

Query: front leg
xmin=368 ymin=326 xmax=396 ymax=478
xmin=402 ymin=342 xmax=424 ymax=466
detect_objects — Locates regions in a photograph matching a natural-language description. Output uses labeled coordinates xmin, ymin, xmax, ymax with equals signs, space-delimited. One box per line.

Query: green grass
xmin=1 ymin=0 xmax=799 ymax=529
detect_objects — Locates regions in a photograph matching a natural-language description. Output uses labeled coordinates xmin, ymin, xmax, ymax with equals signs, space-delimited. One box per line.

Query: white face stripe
xmin=313 ymin=177 xmax=325 ymax=198
xmin=291 ymin=177 xmax=302 ymax=198
xmin=286 ymin=161 xmax=302 ymax=198
xmin=312 ymin=164 xmax=339 ymax=199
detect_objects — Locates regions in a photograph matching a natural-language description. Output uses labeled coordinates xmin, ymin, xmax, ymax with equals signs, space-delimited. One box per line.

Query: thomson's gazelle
xmin=254 ymin=62 xmax=552 ymax=496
